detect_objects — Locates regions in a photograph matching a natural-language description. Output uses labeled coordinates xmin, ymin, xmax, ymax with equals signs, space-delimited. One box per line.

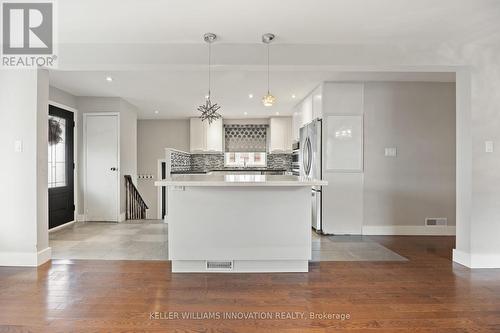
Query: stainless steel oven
xmin=291 ymin=142 xmax=300 ymax=176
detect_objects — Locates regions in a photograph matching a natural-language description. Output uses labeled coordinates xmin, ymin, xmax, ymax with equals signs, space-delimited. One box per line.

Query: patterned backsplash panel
xmin=224 ymin=124 xmax=268 ymax=153
xmin=191 ymin=154 xmax=225 ymax=170
xmin=170 ymin=151 xmax=191 ymax=172
xmin=171 ymin=152 xmax=292 ymax=172
xmin=267 ymin=154 xmax=292 ymax=171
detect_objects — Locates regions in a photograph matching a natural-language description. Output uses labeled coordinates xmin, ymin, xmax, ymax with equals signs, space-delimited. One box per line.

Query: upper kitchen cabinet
xmin=300 ymin=94 xmax=313 ymax=126
xmin=322 ymin=82 xmax=363 ymax=115
xmin=291 ymin=84 xmax=321 ymax=142
xmin=269 ymin=117 xmax=293 ymax=153
xmin=312 ymin=85 xmax=323 ymax=119
xmin=290 ymin=83 xmax=363 ymax=142
xmin=190 ymin=117 xmax=223 ymax=153
xmin=292 ymin=106 xmax=302 ymax=142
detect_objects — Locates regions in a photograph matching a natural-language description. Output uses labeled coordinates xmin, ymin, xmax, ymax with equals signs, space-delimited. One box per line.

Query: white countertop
xmin=155 ymin=174 xmax=327 ymax=187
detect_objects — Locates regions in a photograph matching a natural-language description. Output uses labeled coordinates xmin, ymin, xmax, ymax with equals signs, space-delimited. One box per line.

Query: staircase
xmin=125 ymin=175 xmax=148 ymax=220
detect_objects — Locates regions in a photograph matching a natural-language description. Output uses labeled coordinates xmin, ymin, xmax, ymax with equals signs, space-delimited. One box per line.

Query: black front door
xmin=48 ymin=105 xmax=75 ymax=229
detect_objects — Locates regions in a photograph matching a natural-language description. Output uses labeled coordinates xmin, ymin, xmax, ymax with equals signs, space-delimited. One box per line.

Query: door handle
xmin=110 ymin=167 xmax=117 ymax=171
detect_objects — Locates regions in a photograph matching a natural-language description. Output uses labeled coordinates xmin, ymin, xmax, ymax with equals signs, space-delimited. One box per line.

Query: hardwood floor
xmin=1 ymin=236 xmax=500 ymax=332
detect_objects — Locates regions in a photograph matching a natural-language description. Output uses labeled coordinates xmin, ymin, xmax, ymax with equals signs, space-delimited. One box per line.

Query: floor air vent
xmin=206 ymin=261 xmax=233 ymax=271
xmin=425 ymin=218 xmax=448 ymax=226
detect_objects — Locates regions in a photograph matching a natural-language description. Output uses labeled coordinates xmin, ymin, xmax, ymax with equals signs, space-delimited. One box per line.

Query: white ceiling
xmin=58 ymin=0 xmax=500 ymax=45
xmin=49 ymin=0 xmax=495 ymax=118
xmin=50 ymin=70 xmax=454 ymax=118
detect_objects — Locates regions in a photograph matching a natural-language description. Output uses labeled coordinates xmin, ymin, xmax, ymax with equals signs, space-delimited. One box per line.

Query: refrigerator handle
xmin=302 ymin=137 xmax=312 ymax=177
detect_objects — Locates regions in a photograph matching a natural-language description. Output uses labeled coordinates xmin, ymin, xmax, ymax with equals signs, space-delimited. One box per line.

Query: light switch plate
xmin=384 ymin=147 xmax=397 ymax=157
xmin=485 ymin=141 xmax=494 ymax=153
xmin=14 ymin=140 xmax=23 ymax=153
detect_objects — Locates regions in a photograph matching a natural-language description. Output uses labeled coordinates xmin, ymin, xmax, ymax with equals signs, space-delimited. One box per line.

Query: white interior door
xmin=85 ymin=114 xmax=119 ymax=221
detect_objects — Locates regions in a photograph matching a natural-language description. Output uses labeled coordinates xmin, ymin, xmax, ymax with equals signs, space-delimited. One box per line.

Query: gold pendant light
xmin=262 ymin=33 xmax=276 ymax=107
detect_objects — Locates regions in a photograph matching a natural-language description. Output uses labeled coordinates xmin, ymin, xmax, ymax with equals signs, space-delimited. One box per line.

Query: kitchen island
xmin=155 ymin=174 xmax=327 ymax=273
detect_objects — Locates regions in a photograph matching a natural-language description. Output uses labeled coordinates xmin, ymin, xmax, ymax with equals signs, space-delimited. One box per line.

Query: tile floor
xmin=311 ymin=232 xmax=407 ymax=262
xmin=50 ymin=220 xmax=406 ymax=262
xmin=50 ymin=220 xmax=168 ymax=260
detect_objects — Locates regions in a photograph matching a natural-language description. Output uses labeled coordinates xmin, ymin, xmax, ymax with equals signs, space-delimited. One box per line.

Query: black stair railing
xmin=124 ymin=175 xmax=148 ymax=220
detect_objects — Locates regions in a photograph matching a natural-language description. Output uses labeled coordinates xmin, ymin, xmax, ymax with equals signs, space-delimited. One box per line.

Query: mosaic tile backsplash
xmin=171 ymin=152 xmax=292 ymax=172
xmin=170 ymin=151 xmax=191 ymax=172
xmin=191 ymin=154 xmax=225 ymax=170
xmin=224 ymin=124 xmax=268 ymax=152
xmin=267 ymin=154 xmax=292 ymax=171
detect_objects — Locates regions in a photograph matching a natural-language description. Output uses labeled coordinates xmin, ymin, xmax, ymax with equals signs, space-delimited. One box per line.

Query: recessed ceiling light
xmin=154 ymin=110 xmax=159 ymax=114
xmin=248 ymin=94 xmax=253 ymax=99
xmin=106 ymin=76 xmax=113 ymax=82
xmin=291 ymin=94 xmax=296 ymax=99
xmin=244 ymin=112 xmax=248 ymax=115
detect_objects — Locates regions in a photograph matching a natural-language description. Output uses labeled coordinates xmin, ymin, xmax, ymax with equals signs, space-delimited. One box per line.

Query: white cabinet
xmin=190 ymin=118 xmax=223 ymax=153
xmin=290 ymin=84 xmax=325 ymax=143
xmin=206 ymin=118 xmax=223 ymax=152
xmin=312 ymin=85 xmax=323 ymax=119
xmin=301 ymin=95 xmax=313 ymax=126
xmin=292 ymin=107 xmax=302 ymax=142
xmin=190 ymin=118 xmax=205 ymax=152
xmin=269 ymin=117 xmax=292 ymax=153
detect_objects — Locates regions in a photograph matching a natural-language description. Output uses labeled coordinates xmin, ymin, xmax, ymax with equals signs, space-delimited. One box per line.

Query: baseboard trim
xmin=452 ymin=249 xmax=471 ymax=267
xmin=0 ymin=247 xmax=51 ymax=267
xmin=469 ymin=254 xmax=500 ymax=268
xmin=453 ymin=249 xmax=500 ymax=268
xmin=362 ymin=225 xmax=456 ymax=236
xmin=37 ymin=247 xmax=52 ymax=265
xmin=49 ymin=221 xmax=75 ymax=233
xmin=76 ymin=214 xmax=86 ymax=222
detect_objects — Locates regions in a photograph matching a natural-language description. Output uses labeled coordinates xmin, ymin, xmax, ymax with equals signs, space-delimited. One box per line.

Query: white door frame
xmin=83 ymin=112 xmax=120 ymax=222
xmin=157 ymin=158 xmax=166 ymax=221
xmin=48 ymin=100 xmax=79 ymax=224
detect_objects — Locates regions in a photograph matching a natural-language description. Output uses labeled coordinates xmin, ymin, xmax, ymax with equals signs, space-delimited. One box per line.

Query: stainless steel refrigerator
xmin=299 ymin=119 xmax=322 ymax=232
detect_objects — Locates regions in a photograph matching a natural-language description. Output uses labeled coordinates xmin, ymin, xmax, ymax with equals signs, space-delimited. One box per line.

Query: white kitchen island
xmin=155 ymin=174 xmax=327 ymax=273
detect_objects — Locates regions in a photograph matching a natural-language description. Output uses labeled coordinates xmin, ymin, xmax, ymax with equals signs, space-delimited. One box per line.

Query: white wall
xmin=119 ymin=99 xmax=138 ymax=216
xmin=363 ymin=82 xmax=456 ymax=231
xmin=36 ymin=71 xmax=50 ymax=252
xmin=137 ymin=119 xmax=190 ymax=219
xmin=49 ymin=86 xmax=77 ymax=109
xmin=0 ymin=69 xmax=50 ymax=266
xmin=466 ymin=44 xmax=500 ymax=268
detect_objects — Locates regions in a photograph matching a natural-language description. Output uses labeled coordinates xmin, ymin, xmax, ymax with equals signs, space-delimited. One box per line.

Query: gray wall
xmin=137 ymin=119 xmax=190 ymax=219
xmin=363 ymin=82 xmax=456 ymax=227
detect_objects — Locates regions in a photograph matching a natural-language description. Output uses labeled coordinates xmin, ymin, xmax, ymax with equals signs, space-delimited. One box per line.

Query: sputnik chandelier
xmin=197 ymin=33 xmax=222 ymax=123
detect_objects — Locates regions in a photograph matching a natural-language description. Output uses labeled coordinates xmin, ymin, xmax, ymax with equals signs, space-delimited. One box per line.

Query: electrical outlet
xmin=384 ymin=147 xmax=397 ymax=157
xmin=485 ymin=141 xmax=494 ymax=153
xmin=14 ymin=140 xmax=23 ymax=153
